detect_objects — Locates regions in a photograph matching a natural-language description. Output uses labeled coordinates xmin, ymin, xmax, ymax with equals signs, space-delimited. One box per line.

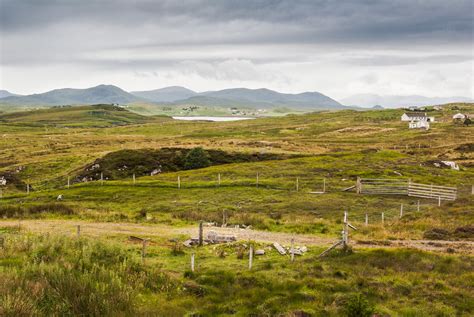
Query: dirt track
xmin=1 ymin=219 xmax=473 ymax=254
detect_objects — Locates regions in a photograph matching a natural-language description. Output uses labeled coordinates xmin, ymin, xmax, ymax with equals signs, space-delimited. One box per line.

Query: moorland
xmin=0 ymin=102 xmax=473 ymax=316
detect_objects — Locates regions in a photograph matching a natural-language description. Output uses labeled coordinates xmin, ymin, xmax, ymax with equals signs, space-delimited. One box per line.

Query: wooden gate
xmin=357 ymin=178 xmax=456 ymax=201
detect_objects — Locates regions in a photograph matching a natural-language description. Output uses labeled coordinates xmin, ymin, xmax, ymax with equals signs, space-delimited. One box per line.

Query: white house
xmin=401 ymin=112 xmax=435 ymax=122
xmin=409 ymin=120 xmax=430 ymax=130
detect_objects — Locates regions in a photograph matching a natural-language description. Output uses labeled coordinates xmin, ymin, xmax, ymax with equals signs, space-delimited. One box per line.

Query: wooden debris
xmin=273 ymin=242 xmax=287 ymax=255
xmin=342 ymin=185 xmax=356 ymax=192
xmin=129 ymin=236 xmax=147 ymax=242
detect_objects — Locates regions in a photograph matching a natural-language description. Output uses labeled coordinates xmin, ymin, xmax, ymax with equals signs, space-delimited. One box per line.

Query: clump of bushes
xmin=76 ymin=147 xmax=295 ymax=181
xmin=0 ymin=203 xmax=74 ymax=218
xmin=343 ymin=293 xmax=375 ymax=317
xmin=184 ymin=147 xmax=211 ymax=170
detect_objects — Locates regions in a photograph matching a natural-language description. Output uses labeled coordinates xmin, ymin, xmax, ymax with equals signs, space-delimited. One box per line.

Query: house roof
xmin=403 ymin=112 xmax=427 ymax=118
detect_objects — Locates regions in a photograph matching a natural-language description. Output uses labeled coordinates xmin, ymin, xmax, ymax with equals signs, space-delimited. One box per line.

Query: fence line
xmin=358 ymin=178 xmax=457 ymax=201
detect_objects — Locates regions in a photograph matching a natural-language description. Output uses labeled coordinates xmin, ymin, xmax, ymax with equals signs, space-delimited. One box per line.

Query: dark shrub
xmin=343 ymin=293 xmax=375 ymax=317
xmin=28 ymin=203 xmax=74 ymax=215
xmin=184 ymin=147 xmax=211 ymax=170
xmin=423 ymin=228 xmax=450 ymax=240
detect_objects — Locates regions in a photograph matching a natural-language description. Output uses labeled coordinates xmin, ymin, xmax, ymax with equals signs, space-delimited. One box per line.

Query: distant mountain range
xmin=1 ymin=85 xmax=471 ymax=111
xmin=0 ymin=90 xmax=18 ymax=98
xmin=0 ymin=85 xmax=345 ymax=111
xmin=0 ymin=85 xmax=142 ymax=106
xmin=341 ymin=94 xmax=473 ymax=108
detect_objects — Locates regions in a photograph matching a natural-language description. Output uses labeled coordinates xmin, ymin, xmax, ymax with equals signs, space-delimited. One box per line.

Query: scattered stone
xmin=440 ymin=161 xmax=459 ymax=170
xmin=254 ymin=249 xmax=265 ymax=255
xmin=207 ymin=231 xmax=236 ymax=243
xmin=183 ymin=239 xmax=193 ymax=247
xmin=150 ymin=168 xmax=161 ymax=176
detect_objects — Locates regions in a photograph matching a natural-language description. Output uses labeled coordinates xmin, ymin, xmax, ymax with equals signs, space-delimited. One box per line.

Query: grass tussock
xmin=0 ymin=235 xmax=176 ymax=316
xmin=0 ymin=203 xmax=74 ymax=218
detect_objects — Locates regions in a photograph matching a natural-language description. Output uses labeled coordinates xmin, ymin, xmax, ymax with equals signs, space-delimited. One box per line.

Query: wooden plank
xmin=409 ymin=183 xmax=457 ymax=190
xmin=273 ymin=242 xmax=287 ymax=255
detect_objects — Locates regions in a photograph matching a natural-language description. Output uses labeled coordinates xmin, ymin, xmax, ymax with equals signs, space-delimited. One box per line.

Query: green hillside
xmin=0 ymin=104 xmax=163 ymax=127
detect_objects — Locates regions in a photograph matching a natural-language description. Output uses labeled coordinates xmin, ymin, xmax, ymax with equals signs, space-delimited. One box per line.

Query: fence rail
xmin=358 ymin=178 xmax=457 ymax=201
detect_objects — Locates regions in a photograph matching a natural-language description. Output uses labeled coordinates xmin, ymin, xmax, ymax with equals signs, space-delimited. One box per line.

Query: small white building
xmin=401 ymin=112 xmax=435 ymax=122
xmin=409 ymin=120 xmax=430 ymax=130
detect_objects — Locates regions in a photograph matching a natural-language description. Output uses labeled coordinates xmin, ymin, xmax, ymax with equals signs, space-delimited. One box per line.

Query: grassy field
xmin=0 ymin=103 xmax=473 ymax=315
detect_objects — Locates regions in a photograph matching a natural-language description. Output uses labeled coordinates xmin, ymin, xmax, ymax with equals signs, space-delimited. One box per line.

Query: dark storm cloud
xmin=1 ymin=0 xmax=472 ymax=44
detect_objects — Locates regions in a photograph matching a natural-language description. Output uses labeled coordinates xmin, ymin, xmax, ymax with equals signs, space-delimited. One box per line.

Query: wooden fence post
xmin=256 ymin=173 xmax=259 ymax=188
xmin=417 ymin=200 xmax=420 ymax=212
xmin=222 ymin=210 xmax=227 ymax=227
xmin=178 ymin=176 xmax=181 ymax=189
xmin=198 ymin=221 xmax=203 ymax=246
xmin=67 ymin=176 xmax=70 ymax=189
xmin=133 ymin=173 xmax=136 ymax=185
xmin=400 ymin=204 xmax=403 ymax=218
xmin=290 ymin=238 xmax=295 ymax=262
xmin=438 ymin=196 xmax=441 ymax=207
xmin=296 ymin=178 xmax=299 ymax=192
xmin=365 ymin=213 xmax=368 ymax=226
xmin=249 ymin=245 xmax=253 ymax=270
xmin=381 ymin=212 xmax=384 ymax=226
xmin=343 ymin=211 xmax=348 ymax=246
xmin=141 ymin=240 xmax=148 ymax=264
xmin=191 ymin=253 xmax=195 ymax=272
xmin=100 ymin=172 xmax=104 ymax=185
xmin=356 ymin=177 xmax=361 ymax=194
xmin=218 ymin=173 xmax=221 ymax=186
xmin=323 ymin=178 xmax=326 ymax=193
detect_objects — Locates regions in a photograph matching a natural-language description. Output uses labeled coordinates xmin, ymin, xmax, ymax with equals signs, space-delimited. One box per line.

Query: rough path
xmin=1 ymin=219 xmax=472 ymax=254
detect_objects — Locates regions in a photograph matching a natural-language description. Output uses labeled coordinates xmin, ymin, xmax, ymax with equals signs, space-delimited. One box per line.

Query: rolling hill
xmin=0 ymin=104 xmax=159 ymax=127
xmin=0 ymin=89 xmax=19 ymax=98
xmin=131 ymin=86 xmax=197 ymax=102
xmin=0 ymin=85 xmax=144 ymax=106
xmin=138 ymin=87 xmax=345 ymax=110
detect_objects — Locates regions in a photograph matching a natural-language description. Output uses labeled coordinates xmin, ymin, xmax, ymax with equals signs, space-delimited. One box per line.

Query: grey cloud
xmin=0 ymin=0 xmax=472 ymax=97
xmin=345 ymin=54 xmax=473 ymax=66
xmin=1 ymin=0 xmax=472 ymax=44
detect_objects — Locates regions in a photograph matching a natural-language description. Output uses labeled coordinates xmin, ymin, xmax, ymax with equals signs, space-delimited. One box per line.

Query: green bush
xmin=343 ymin=293 xmax=375 ymax=317
xmin=184 ymin=147 xmax=211 ymax=170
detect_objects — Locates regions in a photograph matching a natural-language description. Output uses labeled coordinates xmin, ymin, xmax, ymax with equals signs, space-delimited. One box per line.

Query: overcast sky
xmin=0 ymin=0 xmax=473 ymax=100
